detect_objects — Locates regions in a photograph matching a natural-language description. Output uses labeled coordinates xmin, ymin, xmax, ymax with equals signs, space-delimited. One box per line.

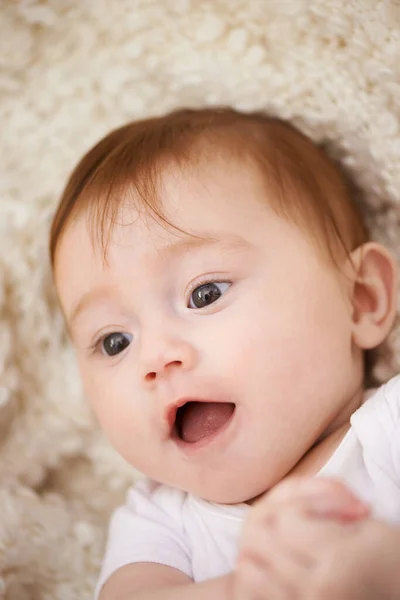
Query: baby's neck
xmin=286 ymin=419 xmax=350 ymax=479
xmin=247 ymin=421 xmax=351 ymax=505
xmin=246 ymin=385 xmax=366 ymax=505
xmin=285 ymin=384 xmax=366 ymax=480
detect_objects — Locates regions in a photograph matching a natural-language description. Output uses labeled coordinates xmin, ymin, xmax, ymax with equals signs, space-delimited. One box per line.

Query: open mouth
xmin=172 ymin=401 xmax=236 ymax=444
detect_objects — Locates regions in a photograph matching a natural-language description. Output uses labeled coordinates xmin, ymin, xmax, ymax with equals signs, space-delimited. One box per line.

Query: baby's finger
xmin=255 ymin=477 xmax=369 ymax=521
xmin=238 ymin=517 xmax=314 ymax=600
xmin=274 ymin=507 xmax=353 ymax=560
xmin=262 ymin=477 xmax=359 ymax=504
xmin=260 ymin=539 xmax=313 ymax=598
xmin=303 ymin=490 xmax=370 ymax=521
xmin=241 ymin=523 xmax=314 ymax=573
xmin=235 ymin=558 xmax=295 ymax=600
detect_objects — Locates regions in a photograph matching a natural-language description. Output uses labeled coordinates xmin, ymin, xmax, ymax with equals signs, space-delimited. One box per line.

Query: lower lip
xmin=171 ymin=405 xmax=237 ymax=455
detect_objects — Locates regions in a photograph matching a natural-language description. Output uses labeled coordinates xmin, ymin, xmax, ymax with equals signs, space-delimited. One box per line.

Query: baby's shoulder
xmin=353 ymin=374 xmax=400 ymax=429
xmin=351 ymin=374 xmax=400 ymax=481
xmin=125 ymin=478 xmax=188 ymax=519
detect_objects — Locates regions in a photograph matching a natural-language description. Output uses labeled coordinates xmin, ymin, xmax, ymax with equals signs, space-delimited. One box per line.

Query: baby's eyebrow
xmin=162 ymin=233 xmax=251 ymax=257
xmin=67 ymin=234 xmax=251 ymax=331
xmin=67 ymin=285 xmax=120 ymax=332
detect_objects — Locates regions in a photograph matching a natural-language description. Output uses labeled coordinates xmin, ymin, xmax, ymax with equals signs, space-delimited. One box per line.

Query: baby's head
xmin=51 ymin=108 xmax=398 ymax=504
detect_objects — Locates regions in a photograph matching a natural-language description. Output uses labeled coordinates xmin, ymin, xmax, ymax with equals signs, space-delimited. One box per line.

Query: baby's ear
xmin=348 ymin=242 xmax=398 ymax=350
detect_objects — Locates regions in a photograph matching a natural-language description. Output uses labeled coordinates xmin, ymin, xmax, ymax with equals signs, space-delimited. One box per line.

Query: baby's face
xmin=55 ymin=159 xmax=362 ymax=503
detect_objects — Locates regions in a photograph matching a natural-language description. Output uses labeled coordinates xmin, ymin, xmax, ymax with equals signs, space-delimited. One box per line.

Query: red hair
xmin=49 ymin=107 xmax=368 ymax=268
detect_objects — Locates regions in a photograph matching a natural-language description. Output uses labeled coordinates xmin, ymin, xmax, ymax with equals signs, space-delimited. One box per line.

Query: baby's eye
xmin=101 ymin=332 xmax=133 ymax=357
xmin=188 ymin=282 xmax=230 ymax=309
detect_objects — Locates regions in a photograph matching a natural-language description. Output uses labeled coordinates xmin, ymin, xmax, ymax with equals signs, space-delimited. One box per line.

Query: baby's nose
xmin=140 ymin=334 xmax=197 ymax=383
xmin=144 ymin=359 xmax=181 ymax=382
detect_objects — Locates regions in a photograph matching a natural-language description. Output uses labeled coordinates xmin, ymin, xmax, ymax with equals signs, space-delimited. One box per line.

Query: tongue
xmin=180 ymin=402 xmax=235 ymax=443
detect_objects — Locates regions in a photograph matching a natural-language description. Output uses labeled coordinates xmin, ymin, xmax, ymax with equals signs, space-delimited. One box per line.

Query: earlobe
xmin=349 ymin=242 xmax=398 ymax=350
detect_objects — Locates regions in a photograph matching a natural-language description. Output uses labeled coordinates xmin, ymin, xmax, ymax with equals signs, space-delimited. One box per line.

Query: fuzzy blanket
xmin=1 ymin=1 xmax=399 ymax=598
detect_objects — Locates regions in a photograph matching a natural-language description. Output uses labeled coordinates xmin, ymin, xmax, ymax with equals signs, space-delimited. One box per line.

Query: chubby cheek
xmin=207 ymin=285 xmax=350 ymax=412
xmin=212 ymin=314 xmax=307 ymax=405
xmin=78 ymin=361 xmax=148 ymax=455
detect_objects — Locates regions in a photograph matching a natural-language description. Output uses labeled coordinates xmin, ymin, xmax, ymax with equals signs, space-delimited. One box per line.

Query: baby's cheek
xmin=78 ymin=363 xmax=104 ymax=409
xmin=228 ymin=312 xmax=330 ymax=404
xmin=79 ymin=364 xmax=128 ymax=428
xmin=92 ymin=393 xmax=147 ymax=464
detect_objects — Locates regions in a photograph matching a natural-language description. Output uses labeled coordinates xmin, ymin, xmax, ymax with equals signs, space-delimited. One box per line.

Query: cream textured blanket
xmin=1 ymin=1 xmax=399 ymax=598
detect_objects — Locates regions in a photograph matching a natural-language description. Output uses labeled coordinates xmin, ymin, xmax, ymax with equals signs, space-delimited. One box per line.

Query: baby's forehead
xmin=86 ymin=156 xmax=270 ymax=246
xmin=66 ymin=134 xmax=361 ymax=278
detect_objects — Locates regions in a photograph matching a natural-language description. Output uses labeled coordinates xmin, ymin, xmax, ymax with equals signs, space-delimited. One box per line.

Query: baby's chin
xmin=151 ymin=457 xmax=290 ymax=504
xmin=176 ymin=478 xmax=275 ymax=505
xmin=192 ymin=489 xmax=268 ymax=506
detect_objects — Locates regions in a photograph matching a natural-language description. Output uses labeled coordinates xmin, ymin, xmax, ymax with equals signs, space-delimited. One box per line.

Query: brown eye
xmin=101 ymin=332 xmax=132 ymax=356
xmin=189 ymin=282 xmax=230 ymax=309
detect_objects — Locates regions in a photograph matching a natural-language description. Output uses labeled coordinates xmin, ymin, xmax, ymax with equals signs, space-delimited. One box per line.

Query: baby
xmin=50 ymin=107 xmax=400 ymax=599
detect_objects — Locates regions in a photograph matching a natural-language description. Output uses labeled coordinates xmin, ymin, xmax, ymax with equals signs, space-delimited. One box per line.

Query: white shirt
xmin=95 ymin=375 xmax=400 ymax=597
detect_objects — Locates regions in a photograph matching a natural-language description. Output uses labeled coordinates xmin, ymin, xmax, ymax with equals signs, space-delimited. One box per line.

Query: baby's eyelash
xmin=86 ymin=330 xmax=115 ymax=355
xmin=86 ymin=336 xmax=103 ymax=355
xmin=186 ymin=274 xmax=231 ymax=297
xmin=84 ymin=276 xmax=230 ymax=355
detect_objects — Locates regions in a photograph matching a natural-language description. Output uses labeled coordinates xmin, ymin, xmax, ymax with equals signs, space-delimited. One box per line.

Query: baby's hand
xmin=232 ymin=477 xmax=370 ymax=600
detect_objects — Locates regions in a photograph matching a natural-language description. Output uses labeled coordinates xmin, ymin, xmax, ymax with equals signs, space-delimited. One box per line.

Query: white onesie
xmin=95 ymin=375 xmax=400 ymax=598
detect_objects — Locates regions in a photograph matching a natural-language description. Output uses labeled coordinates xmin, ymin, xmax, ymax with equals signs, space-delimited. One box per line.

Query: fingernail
xmin=306 ymin=496 xmax=370 ymax=520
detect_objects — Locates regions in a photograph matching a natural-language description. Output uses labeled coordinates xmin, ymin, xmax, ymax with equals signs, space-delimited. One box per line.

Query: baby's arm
xmin=99 ymin=562 xmax=232 ymax=600
xmin=99 ymin=478 xmax=366 ymax=600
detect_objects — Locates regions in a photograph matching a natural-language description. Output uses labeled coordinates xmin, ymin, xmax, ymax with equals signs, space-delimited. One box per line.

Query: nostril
xmin=145 ymin=372 xmax=157 ymax=381
xmin=168 ymin=360 xmax=182 ymax=368
xmin=144 ymin=360 xmax=183 ymax=382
